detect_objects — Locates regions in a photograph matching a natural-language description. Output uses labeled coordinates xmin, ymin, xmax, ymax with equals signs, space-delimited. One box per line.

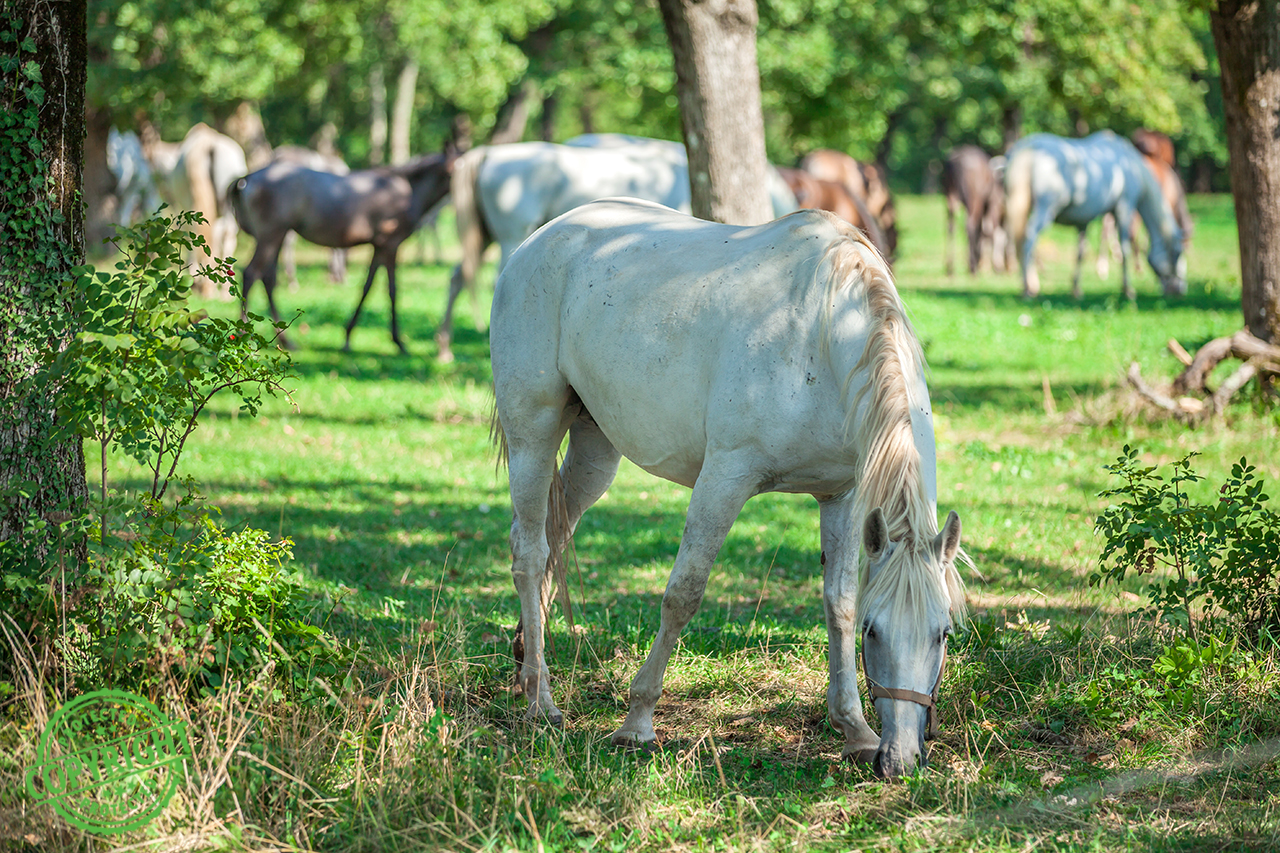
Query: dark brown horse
xmin=230 ymin=146 xmax=456 ymax=351
xmin=798 ymin=149 xmax=898 ymax=258
xmin=776 ymin=167 xmax=890 ymax=259
xmin=941 ymin=145 xmax=1012 ymax=275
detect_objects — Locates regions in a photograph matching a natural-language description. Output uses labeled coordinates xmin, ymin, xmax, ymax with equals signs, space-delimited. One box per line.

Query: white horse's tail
xmin=451 ymin=146 xmax=491 ymax=295
xmin=1004 ymin=148 xmax=1034 ymax=250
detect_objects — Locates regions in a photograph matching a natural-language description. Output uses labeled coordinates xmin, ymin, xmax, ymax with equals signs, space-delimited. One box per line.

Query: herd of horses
xmin=101 ymin=124 xmax=1193 ymax=778
xmin=105 ymin=123 xmax=1192 ymax=355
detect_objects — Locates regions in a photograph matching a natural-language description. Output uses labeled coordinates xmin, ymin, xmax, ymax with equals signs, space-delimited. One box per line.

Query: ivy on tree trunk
xmin=0 ymin=0 xmax=90 ymax=570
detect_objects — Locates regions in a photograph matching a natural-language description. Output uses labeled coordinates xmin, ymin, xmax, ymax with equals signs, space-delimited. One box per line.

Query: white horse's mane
xmin=813 ymin=214 xmax=967 ymax=625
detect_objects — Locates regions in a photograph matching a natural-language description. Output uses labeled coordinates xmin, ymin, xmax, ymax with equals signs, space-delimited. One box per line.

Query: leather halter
xmin=861 ymin=641 xmax=947 ymax=740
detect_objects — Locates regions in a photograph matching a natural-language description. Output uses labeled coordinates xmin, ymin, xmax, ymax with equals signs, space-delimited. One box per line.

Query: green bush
xmin=1092 ymin=446 xmax=1280 ymax=642
xmin=1 ymin=213 xmax=352 ymax=702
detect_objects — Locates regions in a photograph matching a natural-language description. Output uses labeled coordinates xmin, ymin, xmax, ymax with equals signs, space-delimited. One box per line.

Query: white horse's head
xmin=1149 ymin=224 xmax=1187 ymax=297
xmin=859 ymin=507 xmax=964 ymax=778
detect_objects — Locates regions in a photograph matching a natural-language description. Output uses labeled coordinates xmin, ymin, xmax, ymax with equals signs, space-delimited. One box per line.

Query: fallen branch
xmin=1172 ymin=329 xmax=1280 ymax=396
xmin=1127 ymin=362 xmax=1203 ymax=422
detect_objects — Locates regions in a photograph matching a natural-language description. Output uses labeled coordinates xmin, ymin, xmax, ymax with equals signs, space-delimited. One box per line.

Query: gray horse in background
xmin=271 ymin=144 xmax=351 ymax=287
xmin=1004 ymin=131 xmax=1186 ymax=300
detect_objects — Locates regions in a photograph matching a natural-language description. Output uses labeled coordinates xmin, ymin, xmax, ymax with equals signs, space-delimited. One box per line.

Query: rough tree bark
xmin=0 ymin=0 xmax=89 ymax=566
xmin=1211 ymin=0 xmax=1280 ymax=345
xmin=657 ymin=0 xmax=773 ymax=225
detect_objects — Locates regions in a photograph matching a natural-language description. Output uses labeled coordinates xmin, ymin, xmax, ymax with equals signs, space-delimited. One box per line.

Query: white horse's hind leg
xmin=819 ymin=497 xmax=880 ymax=762
xmin=506 ymin=416 xmax=570 ymax=725
xmin=611 ymin=462 xmax=755 ymax=749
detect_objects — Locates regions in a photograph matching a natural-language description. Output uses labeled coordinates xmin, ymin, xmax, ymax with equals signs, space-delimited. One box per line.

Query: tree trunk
xmin=390 ymin=59 xmax=418 ymax=165
xmin=83 ymin=105 xmax=116 ymax=255
xmin=489 ymin=79 xmax=536 ymax=145
xmin=369 ymin=63 xmax=388 ymax=166
xmin=658 ymin=0 xmax=772 ymax=225
xmin=0 ymin=0 xmax=89 ymax=569
xmin=1210 ymin=0 xmax=1280 ymax=344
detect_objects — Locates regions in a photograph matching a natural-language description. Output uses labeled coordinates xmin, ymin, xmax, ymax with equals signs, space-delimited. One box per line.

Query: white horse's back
xmin=493 ymin=198 xmax=888 ymax=494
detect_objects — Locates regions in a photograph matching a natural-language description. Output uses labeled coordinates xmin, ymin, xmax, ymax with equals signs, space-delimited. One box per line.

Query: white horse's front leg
xmin=819 ymin=497 xmax=879 ymax=762
xmin=611 ymin=466 xmax=755 ymax=749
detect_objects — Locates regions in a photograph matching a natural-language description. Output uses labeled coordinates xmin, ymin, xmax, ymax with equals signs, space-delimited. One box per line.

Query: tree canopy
xmin=87 ymin=0 xmax=1228 ymax=189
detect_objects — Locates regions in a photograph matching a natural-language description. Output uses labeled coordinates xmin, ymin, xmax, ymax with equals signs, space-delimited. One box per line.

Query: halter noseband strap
xmin=861 ymin=643 xmax=947 ymax=740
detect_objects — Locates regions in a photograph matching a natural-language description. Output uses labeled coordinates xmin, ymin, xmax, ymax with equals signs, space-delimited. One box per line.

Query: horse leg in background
xmin=1073 ymin=228 xmax=1089 ymax=299
xmin=966 ymin=205 xmax=984 ymax=275
xmin=329 ymin=248 xmax=348 ymax=284
xmin=945 ymin=193 xmax=957 ymax=276
xmin=241 ymin=236 xmax=295 ymax=349
xmin=282 ymin=231 xmax=300 ymax=291
xmin=1129 ymin=211 xmax=1145 ymax=275
xmin=1115 ymin=214 xmax=1137 ymax=301
xmin=382 ymin=247 xmax=408 ymax=354
xmin=1017 ymin=203 xmax=1057 ymax=298
xmin=612 ymin=463 xmax=755 ymax=748
xmin=1097 ymin=214 xmax=1121 ymax=280
xmin=343 ymin=254 xmax=386 ymax=352
xmin=435 ymin=264 xmax=467 ymax=363
xmin=820 ymin=496 xmax=880 ymax=763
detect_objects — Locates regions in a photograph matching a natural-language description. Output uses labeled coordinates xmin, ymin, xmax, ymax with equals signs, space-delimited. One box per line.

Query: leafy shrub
xmin=1092 ymin=446 xmax=1280 ymax=642
xmin=1 ymin=213 xmax=351 ymax=702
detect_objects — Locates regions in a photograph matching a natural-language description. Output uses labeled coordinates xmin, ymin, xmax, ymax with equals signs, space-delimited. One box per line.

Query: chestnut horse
xmin=776 ymin=167 xmax=890 ymax=260
xmin=799 ymin=149 xmax=898 ymax=258
xmin=941 ymin=146 xmax=1012 ymax=276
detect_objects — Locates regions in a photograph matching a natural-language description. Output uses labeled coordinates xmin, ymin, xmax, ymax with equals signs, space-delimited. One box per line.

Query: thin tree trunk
xmin=83 ymin=105 xmax=116 ymax=255
xmin=390 ymin=59 xmax=418 ymax=165
xmin=0 ymin=0 xmax=89 ymax=570
xmin=489 ymin=79 xmax=536 ymax=145
xmin=1210 ymin=0 xmax=1280 ymax=344
xmin=658 ymin=0 xmax=773 ymax=225
xmin=369 ymin=63 xmax=388 ymax=166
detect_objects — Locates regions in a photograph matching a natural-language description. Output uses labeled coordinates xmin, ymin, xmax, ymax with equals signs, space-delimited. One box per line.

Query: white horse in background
xmin=106 ymin=128 xmax=161 ymax=227
xmin=489 ymin=198 xmax=967 ymax=778
xmin=143 ymin=122 xmax=248 ymax=296
xmin=436 ymin=136 xmax=800 ymax=361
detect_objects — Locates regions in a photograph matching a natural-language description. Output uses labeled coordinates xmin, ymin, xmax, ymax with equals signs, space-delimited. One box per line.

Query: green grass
xmin=10 ymin=196 xmax=1280 ymax=851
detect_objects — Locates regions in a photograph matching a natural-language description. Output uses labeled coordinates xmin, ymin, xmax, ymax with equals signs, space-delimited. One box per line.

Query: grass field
xmin=22 ymin=194 xmax=1280 ymax=850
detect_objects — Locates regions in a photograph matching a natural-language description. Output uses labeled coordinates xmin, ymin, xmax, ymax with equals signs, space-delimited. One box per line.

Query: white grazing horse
xmin=145 ymin=123 xmax=249 ymax=295
xmin=437 ymin=137 xmax=800 ymax=361
xmin=106 ymin=127 xmax=161 ymax=227
xmin=489 ymin=198 xmax=967 ymax=778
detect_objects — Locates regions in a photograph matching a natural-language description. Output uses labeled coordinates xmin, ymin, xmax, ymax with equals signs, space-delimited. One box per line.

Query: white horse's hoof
xmin=523 ymin=706 xmax=564 ymax=728
xmin=610 ymin=730 xmax=660 ymax=752
xmin=842 ymin=743 xmax=879 ymax=765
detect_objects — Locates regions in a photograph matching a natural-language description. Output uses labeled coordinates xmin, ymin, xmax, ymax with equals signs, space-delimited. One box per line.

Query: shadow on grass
xmin=903 ymin=276 xmax=1240 ymax=316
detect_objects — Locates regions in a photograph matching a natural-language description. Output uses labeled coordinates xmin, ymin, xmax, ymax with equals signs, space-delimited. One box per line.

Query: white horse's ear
xmin=863 ymin=507 xmax=889 ymax=561
xmin=933 ymin=510 xmax=962 ymax=565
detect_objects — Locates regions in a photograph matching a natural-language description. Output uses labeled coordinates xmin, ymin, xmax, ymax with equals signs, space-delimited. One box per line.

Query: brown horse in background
xmin=776 ymin=167 xmax=890 ymax=260
xmin=230 ymin=147 xmax=456 ymax=351
xmin=798 ymin=149 xmax=898 ymax=258
xmin=941 ymin=145 xmax=1012 ymax=275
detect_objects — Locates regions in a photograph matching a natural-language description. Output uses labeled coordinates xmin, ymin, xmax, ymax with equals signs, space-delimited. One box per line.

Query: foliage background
xmin=86 ymin=0 xmax=1227 ymax=190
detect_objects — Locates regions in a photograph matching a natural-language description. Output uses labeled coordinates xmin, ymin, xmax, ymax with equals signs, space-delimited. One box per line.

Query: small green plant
xmin=1 ymin=212 xmax=352 ymax=701
xmin=1093 ymin=446 xmax=1280 ymax=642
